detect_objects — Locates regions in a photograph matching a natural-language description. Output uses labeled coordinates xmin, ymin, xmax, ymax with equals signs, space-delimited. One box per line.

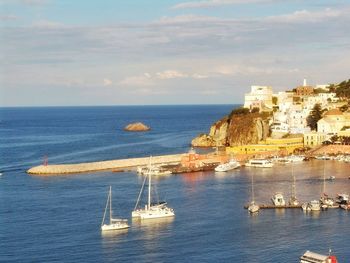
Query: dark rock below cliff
xmin=124 ymin=122 xmax=150 ymax=132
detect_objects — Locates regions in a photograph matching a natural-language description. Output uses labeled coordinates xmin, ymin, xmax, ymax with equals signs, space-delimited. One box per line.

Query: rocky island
xmin=124 ymin=122 xmax=150 ymax=132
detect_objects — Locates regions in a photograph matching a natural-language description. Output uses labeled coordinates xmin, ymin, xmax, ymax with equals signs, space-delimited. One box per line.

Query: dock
xmin=27 ymin=154 xmax=184 ymax=175
xmin=244 ymin=204 xmax=302 ymax=209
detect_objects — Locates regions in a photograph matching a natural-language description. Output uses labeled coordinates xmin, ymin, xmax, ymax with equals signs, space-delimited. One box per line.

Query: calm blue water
xmin=0 ymin=105 xmax=349 ymax=263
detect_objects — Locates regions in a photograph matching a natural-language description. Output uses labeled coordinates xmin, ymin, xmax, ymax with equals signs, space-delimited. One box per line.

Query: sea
xmin=0 ymin=105 xmax=349 ymax=263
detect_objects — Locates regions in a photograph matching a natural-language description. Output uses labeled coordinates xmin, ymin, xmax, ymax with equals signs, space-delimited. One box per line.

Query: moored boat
xmin=248 ymin=173 xmax=260 ymax=214
xmin=272 ymin=192 xmax=286 ymax=206
xmin=310 ymin=200 xmax=321 ymax=211
xmin=215 ymin=159 xmax=240 ymax=172
xmin=245 ymin=159 xmax=274 ymax=168
xmin=132 ymin=157 xmax=175 ymax=220
xmin=101 ymin=186 xmax=129 ymax=231
xmin=300 ymin=250 xmax=338 ymax=263
xmin=336 ymin=193 xmax=349 ymax=204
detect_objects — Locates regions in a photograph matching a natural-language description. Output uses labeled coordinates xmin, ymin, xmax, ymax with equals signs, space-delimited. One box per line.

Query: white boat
xmin=101 ymin=186 xmax=129 ymax=231
xmin=320 ymin=162 xmax=335 ymax=208
xmin=248 ymin=173 xmax=260 ymax=213
xmin=300 ymin=250 xmax=338 ymax=263
xmin=215 ymin=159 xmax=240 ymax=172
xmin=272 ymin=192 xmax=286 ymax=206
xmin=286 ymin=155 xmax=305 ymax=163
xmin=327 ymin=175 xmax=335 ymax=181
xmin=315 ymin=155 xmax=331 ymax=160
xmin=340 ymin=203 xmax=350 ymax=210
xmin=289 ymin=164 xmax=300 ymax=206
xmin=132 ymin=157 xmax=175 ymax=220
xmin=310 ymin=200 xmax=321 ymax=211
xmin=245 ymin=159 xmax=274 ymax=168
xmin=137 ymin=166 xmax=172 ymax=176
xmin=301 ymin=202 xmax=311 ymax=212
xmin=336 ymin=193 xmax=349 ymax=204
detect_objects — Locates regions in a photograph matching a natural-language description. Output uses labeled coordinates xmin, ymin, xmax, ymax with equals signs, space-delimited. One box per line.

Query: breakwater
xmin=27 ymin=154 xmax=184 ymax=175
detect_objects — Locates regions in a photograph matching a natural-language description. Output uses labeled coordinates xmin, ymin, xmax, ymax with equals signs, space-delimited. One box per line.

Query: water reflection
xmin=101 ymin=228 xmax=129 ymax=249
xmin=132 ymin=217 xmax=174 ymax=235
xmin=180 ymin=172 xmax=209 ymax=192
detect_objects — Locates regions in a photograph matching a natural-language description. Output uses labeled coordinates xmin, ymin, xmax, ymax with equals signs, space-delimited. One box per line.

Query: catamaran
xmin=132 ymin=157 xmax=175 ymax=220
xmin=101 ymin=186 xmax=129 ymax=231
xmin=248 ymin=173 xmax=260 ymax=213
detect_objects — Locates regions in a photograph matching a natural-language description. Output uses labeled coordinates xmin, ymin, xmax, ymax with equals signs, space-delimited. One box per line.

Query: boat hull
xmin=101 ymin=223 xmax=130 ymax=231
xmin=132 ymin=206 xmax=175 ymax=219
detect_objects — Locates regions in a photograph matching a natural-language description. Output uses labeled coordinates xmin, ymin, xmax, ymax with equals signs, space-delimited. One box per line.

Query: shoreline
xmin=27 ymin=145 xmax=350 ymax=176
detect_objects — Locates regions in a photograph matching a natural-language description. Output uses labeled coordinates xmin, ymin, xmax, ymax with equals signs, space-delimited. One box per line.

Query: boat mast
xmin=323 ymin=161 xmax=326 ymax=195
xmin=291 ymin=163 xmax=296 ymax=199
xmin=251 ymin=173 xmax=255 ymax=203
xmin=101 ymin=186 xmax=110 ymax=227
xmin=148 ymin=156 xmax=152 ymax=210
xmin=109 ymin=186 xmax=112 ymax=224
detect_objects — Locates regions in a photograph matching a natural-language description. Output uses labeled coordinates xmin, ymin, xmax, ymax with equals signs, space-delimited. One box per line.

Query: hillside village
xmin=245 ymin=79 xmax=350 ymax=145
xmin=192 ymin=79 xmax=350 ymax=156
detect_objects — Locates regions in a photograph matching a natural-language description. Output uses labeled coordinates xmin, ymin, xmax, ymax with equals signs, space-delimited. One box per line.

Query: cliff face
xmin=191 ymin=113 xmax=270 ymax=147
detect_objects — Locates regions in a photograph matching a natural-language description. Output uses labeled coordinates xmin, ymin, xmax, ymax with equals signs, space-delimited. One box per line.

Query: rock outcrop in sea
xmin=191 ymin=110 xmax=271 ymax=147
xmin=124 ymin=122 xmax=150 ymax=132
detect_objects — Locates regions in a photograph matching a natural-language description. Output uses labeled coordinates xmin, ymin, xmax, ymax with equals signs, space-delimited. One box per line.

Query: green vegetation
xmin=328 ymin=79 xmax=350 ymax=98
xmin=306 ymin=103 xmax=323 ymax=130
xmin=272 ymin=96 xmax=278 ymax=105
xmin=229 ymin=107 xmax=250 ymax=117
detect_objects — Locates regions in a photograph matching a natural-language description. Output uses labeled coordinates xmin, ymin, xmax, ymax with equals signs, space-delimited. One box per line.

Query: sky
xmin=1 ymin=0 xmax=350 ymax=106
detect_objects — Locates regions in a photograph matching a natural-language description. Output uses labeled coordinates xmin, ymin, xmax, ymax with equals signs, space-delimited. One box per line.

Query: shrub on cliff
xmin=229 ymin=107 xmax=249 ymax=117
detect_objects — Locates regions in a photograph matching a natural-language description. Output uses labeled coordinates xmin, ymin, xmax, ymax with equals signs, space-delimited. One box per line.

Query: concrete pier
xmin=27 ymin=154 xmax=184 ymax=175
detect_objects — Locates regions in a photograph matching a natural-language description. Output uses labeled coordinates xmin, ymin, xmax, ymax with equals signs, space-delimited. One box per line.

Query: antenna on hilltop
xmin=303 ymin=78 xmax=307 ymax=87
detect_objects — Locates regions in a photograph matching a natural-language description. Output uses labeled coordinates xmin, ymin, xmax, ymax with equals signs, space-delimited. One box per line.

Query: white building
xmin=317 ymin=109 xmax=350 ymax=134
xmin=244 ymin=86 xmax=273 ymax=110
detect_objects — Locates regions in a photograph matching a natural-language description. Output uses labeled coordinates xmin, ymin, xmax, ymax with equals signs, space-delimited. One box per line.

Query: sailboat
xmin=289 ymin=163 xmax=300 ymax=206
xmin=319 ymin=161 xmax=335 ymax=209
xmin=248 ymin=172 xmax=260 ymax=213
xmin=132 ymin=157 xmax=175 ymax=220
xmin=101 ymin=186 xmax=129 ymax=231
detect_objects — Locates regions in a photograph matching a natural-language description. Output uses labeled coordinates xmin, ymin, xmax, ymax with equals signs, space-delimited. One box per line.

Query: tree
xmin=306 ymin=103 xmax=323 ymax=131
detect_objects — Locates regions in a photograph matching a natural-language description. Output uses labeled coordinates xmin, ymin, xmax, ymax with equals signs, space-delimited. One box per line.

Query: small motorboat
xmin=215 ymin=159 xmax=240 ymax=172
xmin=245 ymin=159 xmax=274 ymax=168
xmin=310 ymin=200 xmax=321 ymax=211
xmin=272 ymin=192 xmax=286 ymax=206
xmin=248 ymin=201 xmax=260 ymax=213
xmin=302 ymin=202 xmax=311 ymax=212
xmin=300 ymin=250 xmax=338 ymax=263
xmin=327 ymin=176 xmax=335 ymax=181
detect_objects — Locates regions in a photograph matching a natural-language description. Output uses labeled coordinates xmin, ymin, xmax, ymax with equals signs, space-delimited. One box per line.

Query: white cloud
xmin=172 ymin=0 xmax=270 ymax=9
xmin=192 ymin=73 xmax=209 ymax=79
xmin=266 ymin=8 xmax=345 ymax=23
xmin=119 ymin=73 xmax=153 ymax=86
xmin=156 ymin=70 xmax=188 ymax=79
xmin=103 ymin=78 xmax=112 ymax=86
xmin=0 ymin=14 xmax=18 ymax=21
xmin=156 ymin=14 xmax=221 ymax=24
xmin=119 ymin=70 xmax=208 ymax=86
xmin=19 ymin=0 xmax=50 ymax=6
xmin=32 ymin=19 xmax=64 ymax=28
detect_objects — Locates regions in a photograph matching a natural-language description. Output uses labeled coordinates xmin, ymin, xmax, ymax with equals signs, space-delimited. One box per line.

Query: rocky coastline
xmin=191 ymin=111 xmax=271 ymax=147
